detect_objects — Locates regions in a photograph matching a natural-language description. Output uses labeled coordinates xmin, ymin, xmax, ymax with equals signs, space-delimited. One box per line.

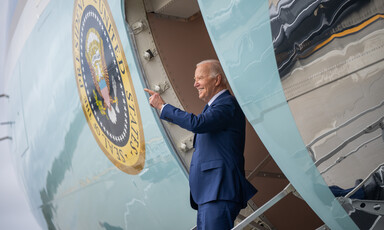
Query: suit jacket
xmin=161 ymin=90 xmax=257 ymax=209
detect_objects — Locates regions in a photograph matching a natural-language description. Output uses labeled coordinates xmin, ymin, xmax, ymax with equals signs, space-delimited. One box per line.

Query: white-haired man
xmin=145 ymin=60 xmax=257 ymax=229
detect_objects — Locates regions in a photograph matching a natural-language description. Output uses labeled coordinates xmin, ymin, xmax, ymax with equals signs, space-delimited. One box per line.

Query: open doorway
xmin=125 ymin=0 xmax=323 ymax=229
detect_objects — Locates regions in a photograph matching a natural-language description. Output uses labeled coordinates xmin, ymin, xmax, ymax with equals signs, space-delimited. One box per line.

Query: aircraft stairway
xmin=232 ymin=163 xmax=384 ymax=230
xmin=336 ymin=164 xmax=384 ymax=230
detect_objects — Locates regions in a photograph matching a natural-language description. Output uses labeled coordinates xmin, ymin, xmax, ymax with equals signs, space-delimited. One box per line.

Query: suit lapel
xmin=194 ymin=104 xmax=208 ymax=148
xmin=202 ymin=104 xmax=209 ymax=113
xmin=210 ymin=90 xmax=230 ymax=107
xmin=193 ymin=91 xmax=230 ymax=148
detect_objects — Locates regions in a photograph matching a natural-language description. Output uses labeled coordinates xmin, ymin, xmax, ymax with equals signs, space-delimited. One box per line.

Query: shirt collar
xmin=208 ymin=89 xmax=227 ymax=106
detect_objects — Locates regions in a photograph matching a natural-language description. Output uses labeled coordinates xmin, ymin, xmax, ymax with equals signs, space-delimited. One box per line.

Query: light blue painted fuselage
xmin=5 ymin=0 xmax=384 ymax=229
xmin=5 ymin=1 xmax=195 ymax=229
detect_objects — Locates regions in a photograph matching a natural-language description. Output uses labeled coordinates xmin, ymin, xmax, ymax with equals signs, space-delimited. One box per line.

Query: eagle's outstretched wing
xmin=100 ymin=46 xmax=110 ymax=98
xmin=85 ymin=55 xmax=102 ymax=97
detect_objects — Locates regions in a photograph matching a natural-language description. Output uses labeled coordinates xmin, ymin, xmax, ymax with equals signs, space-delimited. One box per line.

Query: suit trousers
xmin=197 ymin=200 xmax=241 ymax=230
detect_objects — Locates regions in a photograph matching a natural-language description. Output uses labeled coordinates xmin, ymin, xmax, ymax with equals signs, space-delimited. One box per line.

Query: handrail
xmin=1 ymin=121 xmax=14 ymax=125
xmin=345 ymin=163 xmax=384 ymax=198
xmin=0 ymin=137 xmax=12 ymax=141
xmin=246 ymin=154 xmax=271 ymax=181
xmin=232 ymin=184 xmax=295 ymax=230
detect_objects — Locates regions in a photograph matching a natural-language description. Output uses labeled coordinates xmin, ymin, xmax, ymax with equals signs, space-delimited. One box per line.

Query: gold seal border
xmin=72 ymin=0 xmax=145 ymax=175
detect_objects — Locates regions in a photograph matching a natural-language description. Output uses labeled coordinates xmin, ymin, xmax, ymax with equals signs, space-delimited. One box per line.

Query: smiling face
xmin=194 ymin=63 xmax=222 ymax=103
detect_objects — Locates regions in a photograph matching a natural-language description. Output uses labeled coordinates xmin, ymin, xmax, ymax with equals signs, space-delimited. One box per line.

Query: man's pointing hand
xmin=144 ymin=88 xmax=165 ymax=110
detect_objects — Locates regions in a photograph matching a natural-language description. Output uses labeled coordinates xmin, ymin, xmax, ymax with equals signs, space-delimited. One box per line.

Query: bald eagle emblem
xmin=85 ymin=28 xmax=119 ymax=123
xmin=72 ymin=0 xmax=145 ymax=175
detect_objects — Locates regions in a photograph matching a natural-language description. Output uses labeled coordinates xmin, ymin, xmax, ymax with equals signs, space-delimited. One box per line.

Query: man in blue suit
xmin=145 ymin=60 xmax=257 ymax=229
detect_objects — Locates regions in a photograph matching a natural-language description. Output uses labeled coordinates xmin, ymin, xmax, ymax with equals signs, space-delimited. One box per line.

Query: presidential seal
xmin=72 ymin=0 xmax=145 ymax=174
